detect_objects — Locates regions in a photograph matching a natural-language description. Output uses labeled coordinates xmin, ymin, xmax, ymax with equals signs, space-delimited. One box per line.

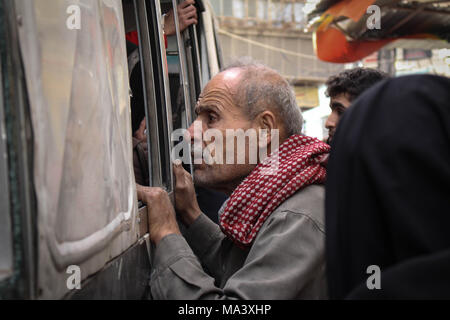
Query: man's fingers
xmin=183 ymin=18 xmax=198 ymax=27
xmin=140 ymin=187 xmax=167 ymax=204
xmin=182 ymin=10 xmax=198 ymax=20
xmin=173 ymin=160 xmax=194 ymax=189
xmin=179 ymin=0 xmax=195 ymax=9
xmin=181 ymin=5 xmax=197 ymax=15
xmin=173 ymin=160 xmax=187 ymax=182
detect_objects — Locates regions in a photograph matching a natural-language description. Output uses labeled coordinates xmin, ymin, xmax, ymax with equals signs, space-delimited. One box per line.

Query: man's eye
xmin=337 ymin=108 xmax=345 ymax=116
xmin=208 ymin=114 xmax=218 ymax=122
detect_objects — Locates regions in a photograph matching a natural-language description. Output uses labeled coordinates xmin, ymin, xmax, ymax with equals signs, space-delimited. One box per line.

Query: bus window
xmin=123 ymin=0 xmax=156 ymax=188
xmin=163 ymin=0 xmax=202 ymax=129
xmin=0 ymin=61 xmax=13 ymax=281
xmin=116 ymin=0 xmax=178 ymax=193
xmin=161 ymin=0 xmax=206 ymax=176
xmin=163 ymin=0 xmax=228 ymax=224
xmin=132 ymin=0 xmax=174 ymax=193
xmin=124 ymin=0 xmax=175 ymax=192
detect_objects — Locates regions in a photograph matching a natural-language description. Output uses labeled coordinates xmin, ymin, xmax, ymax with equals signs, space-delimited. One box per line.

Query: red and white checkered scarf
xmin=219 ymin=135 xmax=330 ymax=247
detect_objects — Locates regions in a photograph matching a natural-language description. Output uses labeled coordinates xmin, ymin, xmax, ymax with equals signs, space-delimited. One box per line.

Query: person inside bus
xmin=324 ymin=68 xmax=388 ymax=145
xmin=325 ymin=74 xmax=450 ymax=299
xmin=124 ymin=0 xmax=198 ymax=47
xmin=138 ymin=59 xmax=330 ymax=299
xmin=132 ymin=119 xmax=149 ymax=186
xmin=126 ymin=0 xmax=227 ymax=222
xmin=125 ymin=0 xmax=198 ymax=186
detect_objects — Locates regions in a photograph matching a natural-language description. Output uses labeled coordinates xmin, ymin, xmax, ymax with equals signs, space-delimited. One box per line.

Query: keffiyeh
xmin=220 ymin=135 xmax=330 ymax=247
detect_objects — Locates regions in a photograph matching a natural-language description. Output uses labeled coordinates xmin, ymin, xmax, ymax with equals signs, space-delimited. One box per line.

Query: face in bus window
xmin=187 ymin=69 xmax=260 ymax=195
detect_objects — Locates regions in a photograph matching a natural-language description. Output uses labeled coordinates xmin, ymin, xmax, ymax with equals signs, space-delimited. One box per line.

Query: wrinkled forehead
xmin=198 ymin=71 xmax=241 ymax=106
xmin=203 ymin=69 xmax=243 ymax=94
xmin=195 ymin=69 xmax=248 ymax=118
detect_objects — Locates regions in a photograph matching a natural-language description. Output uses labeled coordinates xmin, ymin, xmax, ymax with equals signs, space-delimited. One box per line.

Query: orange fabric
xmin=313 ymin=0 xmax=441 ymax=63
xmin=314 ymin=27 xmax=437 ymax=63
xmin=314 ymin=27 xmax=390 ymax=63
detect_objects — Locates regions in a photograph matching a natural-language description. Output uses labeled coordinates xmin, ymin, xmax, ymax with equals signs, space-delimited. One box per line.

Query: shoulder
xmin=250 ymin=184 xmax=326 ymax=257
xmin=272 ymin=184 xmax=325 ymax=233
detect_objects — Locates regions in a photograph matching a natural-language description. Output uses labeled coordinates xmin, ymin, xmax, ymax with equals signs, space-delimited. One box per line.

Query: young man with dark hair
xmin=325 ymin=68 xmax=388 ymax=144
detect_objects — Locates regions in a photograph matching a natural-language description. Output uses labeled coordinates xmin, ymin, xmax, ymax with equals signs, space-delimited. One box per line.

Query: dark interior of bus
xmin=121 ymin=0 xmax=227 ymax=223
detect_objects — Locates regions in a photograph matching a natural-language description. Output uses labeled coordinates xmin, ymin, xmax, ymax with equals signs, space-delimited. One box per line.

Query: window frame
xmin=0 ymin=37 xmax=13 ymax=282
xmin=172 ymin=0 xmax=195 ymax=127
xmin=135 ymin=0 xmax=174 ymax=192
xmin=133 ymin=0 xmax=162 ymax=188
xmin=161 ymin=0 xmax=205 ymax=176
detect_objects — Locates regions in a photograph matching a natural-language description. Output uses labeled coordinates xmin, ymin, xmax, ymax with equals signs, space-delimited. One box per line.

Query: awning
xmin=307 ymin=0 xmax=450 ymax=63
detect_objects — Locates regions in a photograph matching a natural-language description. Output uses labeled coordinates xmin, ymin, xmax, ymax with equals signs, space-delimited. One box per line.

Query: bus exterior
xmin=0 ymin=0 xmax=222 ymax=300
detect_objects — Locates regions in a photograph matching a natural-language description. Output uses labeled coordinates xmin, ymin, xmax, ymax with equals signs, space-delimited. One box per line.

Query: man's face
xmin=186 ymin=70 xmax=258 ymax=195
xmin=325 ymin=93 xmax=352 ymax=145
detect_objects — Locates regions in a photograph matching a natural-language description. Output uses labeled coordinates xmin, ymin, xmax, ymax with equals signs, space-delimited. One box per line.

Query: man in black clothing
xmin=326 ymin=75 xmax=450 ymax=299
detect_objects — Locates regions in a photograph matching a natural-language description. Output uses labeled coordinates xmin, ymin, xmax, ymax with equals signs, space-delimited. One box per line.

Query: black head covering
xmin=326 ymin=75 xmax=450 ymax=299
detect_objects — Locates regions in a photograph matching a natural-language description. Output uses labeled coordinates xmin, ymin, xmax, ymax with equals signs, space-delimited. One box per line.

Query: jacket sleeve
xmin=182 ymin=213 xmax=228 ymax=280
xmin=149 ymin=210 xmax=326 ymax=300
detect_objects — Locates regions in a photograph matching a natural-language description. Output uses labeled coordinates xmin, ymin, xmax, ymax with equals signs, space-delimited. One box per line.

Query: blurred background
xmin=208 ymin=0 xmax=450 ymax=141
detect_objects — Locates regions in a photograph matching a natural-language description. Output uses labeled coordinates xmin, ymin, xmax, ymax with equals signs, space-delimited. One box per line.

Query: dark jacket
xmin=326 ymin=75 xmax=450 ymax=299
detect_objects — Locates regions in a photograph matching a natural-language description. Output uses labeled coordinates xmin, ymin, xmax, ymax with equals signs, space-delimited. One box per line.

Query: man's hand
xmin=140 ymin=186 xmax=181 ymax=245
xmin=134 ymin=119 xmax=147 ymax=142
xmin=173 ymin=160 xmax=202 ymax=226
xmin=136 ymin=183 xmax=147 ymax=202
xmin=164 ymin=0 xmax=198 ymax=36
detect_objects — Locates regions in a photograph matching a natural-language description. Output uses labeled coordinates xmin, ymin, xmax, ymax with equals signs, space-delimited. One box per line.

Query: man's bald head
xmin=218 ymin=59 xmax=304 ymax=137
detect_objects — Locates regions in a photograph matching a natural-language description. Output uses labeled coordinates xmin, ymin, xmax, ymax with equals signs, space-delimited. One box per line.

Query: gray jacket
xmin=149 ymin=184 xmax=327 ymax=300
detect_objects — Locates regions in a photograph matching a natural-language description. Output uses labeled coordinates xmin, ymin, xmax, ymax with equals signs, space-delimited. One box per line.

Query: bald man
xmin=139 ymin=60 xmax=330 ymax=300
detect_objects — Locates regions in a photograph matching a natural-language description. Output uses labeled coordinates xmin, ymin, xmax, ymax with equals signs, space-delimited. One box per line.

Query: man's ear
xmin=256 ymin=111 xmax=277 ymax=147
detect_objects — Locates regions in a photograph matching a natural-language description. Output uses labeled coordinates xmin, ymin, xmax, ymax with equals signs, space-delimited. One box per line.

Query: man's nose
xmin=186 ymin=119 xmax=204 ymax=143
xmin=325 ymin=113 xmax=338 ymax=130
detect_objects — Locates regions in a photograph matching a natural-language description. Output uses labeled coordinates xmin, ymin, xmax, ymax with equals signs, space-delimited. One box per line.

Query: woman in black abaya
xmin=326 ymin=75 xmax=450 ymax=299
